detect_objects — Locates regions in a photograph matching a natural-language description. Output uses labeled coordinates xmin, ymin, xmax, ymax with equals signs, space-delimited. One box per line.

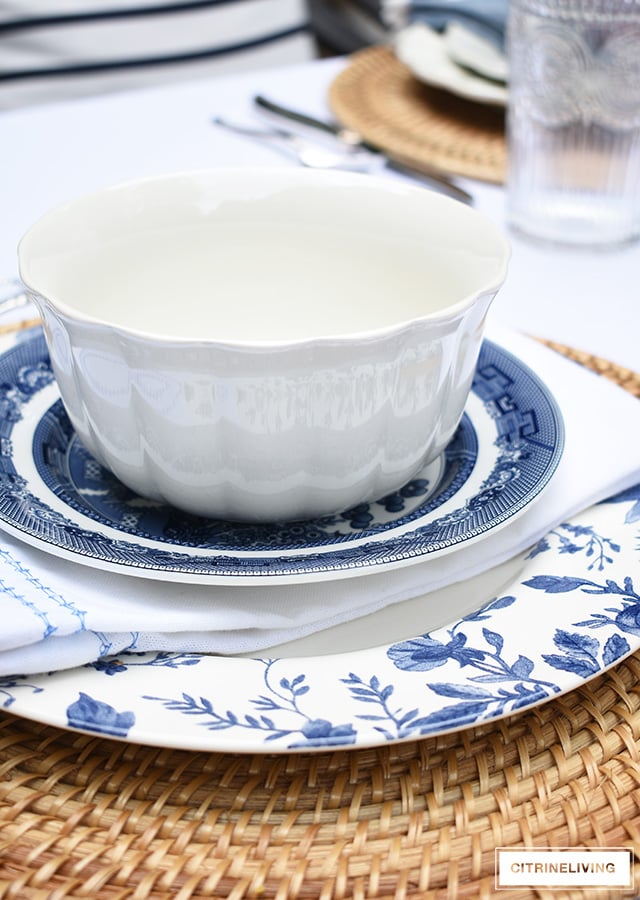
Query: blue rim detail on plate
xmin=0 ymin=329 xmax=564 ymax=583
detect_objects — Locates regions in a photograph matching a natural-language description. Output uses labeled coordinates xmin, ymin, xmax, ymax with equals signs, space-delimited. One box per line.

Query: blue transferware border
xmin=0 ymin=329 xmax=563 ymax=581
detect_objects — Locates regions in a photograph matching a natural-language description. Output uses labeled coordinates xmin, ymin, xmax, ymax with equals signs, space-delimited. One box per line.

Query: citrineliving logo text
xmin=495 ymin=848 xmax=633 ymax=890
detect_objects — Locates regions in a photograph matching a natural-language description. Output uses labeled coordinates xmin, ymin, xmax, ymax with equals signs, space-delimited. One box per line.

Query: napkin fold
xmin=1 ymin=325 xmax=639 ymax=677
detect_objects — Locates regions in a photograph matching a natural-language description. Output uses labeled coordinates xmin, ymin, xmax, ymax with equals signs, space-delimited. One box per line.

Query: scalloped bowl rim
xmin=18 ymin=167 xmax=511 ymax=349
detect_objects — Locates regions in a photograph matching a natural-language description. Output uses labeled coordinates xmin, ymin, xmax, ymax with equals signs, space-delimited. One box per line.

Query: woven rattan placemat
xmin=0 ymin=342 xmax=638 ymax=899
xmin=329 ymin=45 xmax=506 ymax=185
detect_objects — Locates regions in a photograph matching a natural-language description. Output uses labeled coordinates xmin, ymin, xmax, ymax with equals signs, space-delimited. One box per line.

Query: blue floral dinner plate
xmin=3 ymin=485 xmax=639 ymax=753
xmin=0 ymin=328 xmax=563 ymax=584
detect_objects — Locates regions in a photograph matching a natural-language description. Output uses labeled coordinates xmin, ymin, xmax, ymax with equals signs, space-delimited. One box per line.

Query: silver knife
xmin=254 ymin=94 xmax=473 ymax=205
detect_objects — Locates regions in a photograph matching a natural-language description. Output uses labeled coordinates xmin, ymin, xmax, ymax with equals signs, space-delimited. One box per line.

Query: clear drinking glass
xmin=506 ymin=0 xmax=640 ymax=248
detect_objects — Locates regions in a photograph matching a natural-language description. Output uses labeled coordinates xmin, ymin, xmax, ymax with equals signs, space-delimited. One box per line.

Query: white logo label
xmin=495 ymin=848 xmax=633 ymax=889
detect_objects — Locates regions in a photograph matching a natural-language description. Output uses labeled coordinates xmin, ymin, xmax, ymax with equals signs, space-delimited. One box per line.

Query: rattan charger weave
xmin=0 ymin=343 xmax=639 ymax=899
xmin=329 ymin=45 xmax=506 ymax=185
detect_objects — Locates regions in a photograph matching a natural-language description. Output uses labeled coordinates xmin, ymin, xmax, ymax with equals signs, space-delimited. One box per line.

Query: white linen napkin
xmin=0 ymin=324 xmax=638 ymax=676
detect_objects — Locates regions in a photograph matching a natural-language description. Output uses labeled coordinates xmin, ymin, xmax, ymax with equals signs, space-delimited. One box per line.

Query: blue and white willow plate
xmin=0 ymin=327 xmax=563 ymax=584
xmin=3 ymin=486 xmax=639 ymax=752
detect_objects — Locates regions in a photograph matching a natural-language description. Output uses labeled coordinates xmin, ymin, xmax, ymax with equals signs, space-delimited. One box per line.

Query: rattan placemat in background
xmin=0 ymin=343 xmax=639 ymax=900
xmin=329 ymin=45 xmax=506 ymax=185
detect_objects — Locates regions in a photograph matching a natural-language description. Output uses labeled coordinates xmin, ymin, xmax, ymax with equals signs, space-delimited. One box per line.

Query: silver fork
xmin=212 ymin=117 xmax=382 ymax=172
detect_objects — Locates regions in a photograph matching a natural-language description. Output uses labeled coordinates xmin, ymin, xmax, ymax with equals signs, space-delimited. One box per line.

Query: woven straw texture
xmin=0 ymin=342 xmax=639 ymax=899
xmin=329 ymin=45 xmax=506 ymax=184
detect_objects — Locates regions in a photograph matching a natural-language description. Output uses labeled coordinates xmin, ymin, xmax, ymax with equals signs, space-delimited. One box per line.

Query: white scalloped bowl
xmin=18 ymin=168 xmax=510 ymax=522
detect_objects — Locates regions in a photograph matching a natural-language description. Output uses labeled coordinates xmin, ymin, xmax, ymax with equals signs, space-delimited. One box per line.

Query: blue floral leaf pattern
xmin=0 ymin=676 xmax=44 ymax=708
xmin=603 ymin=633 xmax=631 ymax=666
xmin=524 ymin=575 xmax=597 ymax=593
xmin=145 ymin=660 xmax=358 ymax=748
xmin=380 ymin=591 xmax=565 ymax=731
xmin=526 ymin=522 xmax=623 ymax=570
xmin=488 ymin=595 xmax=518 ymax=610
xmin=468 ymin=674 xmax=514 ymax=683
xmin=511 ymin=655 xmax=535 ymax=679
xmin=625 ymin=504 xmax=640 ymax=524
xmin=482 ymin=628 xmax=503 ymax=654
xmin=552 ymin=630 xmax=600 ymax=658
xmin=409 ymin=701 xmax=493 ymax=731
xmin=542 ymin=620 xmax=633 ymax=677
xmin=614 ymin=608 xmax=640 ymax=635
xmin=426 ymin=683 xmax=495 ymax=700
xmin=542 ymin=654 xmax=600 ymax=677
xmin=66 ymin=692 xmax=135 ymax=737
xmin=463 ymin=595 xmax=516 ymax=622
xmin=387 ymin=636 xmax=453 ymax=672
xmin=605 ymin=485 xmax=640 ymax=523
